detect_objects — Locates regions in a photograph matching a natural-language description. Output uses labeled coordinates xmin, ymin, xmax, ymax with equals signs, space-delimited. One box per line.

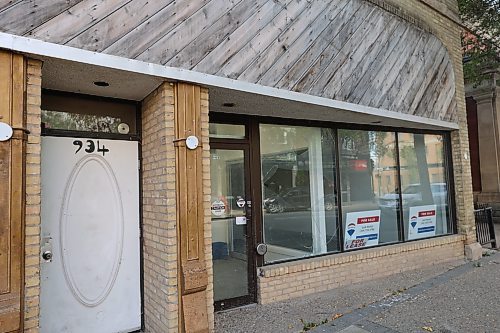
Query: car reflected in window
xmin=263 ymin=186 xmax=336 ymax=214
xmin=378 ymin=182 xmax=447 ymax=210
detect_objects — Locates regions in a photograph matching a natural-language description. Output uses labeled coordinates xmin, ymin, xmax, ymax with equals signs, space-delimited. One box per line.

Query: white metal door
xmin=40 ymin=136 xmax=141 ymax=333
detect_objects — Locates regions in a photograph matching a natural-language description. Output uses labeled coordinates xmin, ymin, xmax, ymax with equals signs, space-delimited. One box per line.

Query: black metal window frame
xmin=209 ymin=113 xmax=457 ymax=267
xmin=40 ymin=89 xmax=141 ymax=141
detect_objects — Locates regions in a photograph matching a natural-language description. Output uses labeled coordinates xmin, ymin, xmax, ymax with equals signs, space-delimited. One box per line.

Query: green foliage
xmin=300 ymin=318 xmax=328 ymax=332
xmin=458 ymin=0 xmax=500 ymax=84
xmin=42 ymin=110 xmax=122 ymax=133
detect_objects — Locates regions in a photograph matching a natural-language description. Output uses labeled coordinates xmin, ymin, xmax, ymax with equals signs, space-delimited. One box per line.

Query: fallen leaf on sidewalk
xmin=332 ymin=313 xmax=343 ymax=320
xmin=422 ymin=326 xmax=433 ymax=332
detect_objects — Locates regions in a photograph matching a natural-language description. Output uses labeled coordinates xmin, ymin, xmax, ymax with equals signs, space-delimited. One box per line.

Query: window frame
xmin=41 ymin=89 xmax=140 ymax=141
xmin=209 ymin=113 xmax=457 ymax=266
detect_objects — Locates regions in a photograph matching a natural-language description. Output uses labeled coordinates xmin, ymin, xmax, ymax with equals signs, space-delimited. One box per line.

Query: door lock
xmin=41 ymin=236 xmax=53 ymax=262
xmin=42 ymin=250 xmax=53 ymax=261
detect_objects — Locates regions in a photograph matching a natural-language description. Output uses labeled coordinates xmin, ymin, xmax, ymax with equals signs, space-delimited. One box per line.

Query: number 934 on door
xmin=73 ymin=139 xmax=110 ymax=156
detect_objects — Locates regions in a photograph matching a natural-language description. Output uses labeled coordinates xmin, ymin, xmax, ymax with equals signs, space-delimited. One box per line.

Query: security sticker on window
xmin=235 ymin=216 xmax=247 ymax=225
xmin=236 ymin=197 xmax=246 ymax=208
xmin=211 ymin=200 xmax=226 ymax=216
xmin=344 ymin=210 xmax=381 ymax=250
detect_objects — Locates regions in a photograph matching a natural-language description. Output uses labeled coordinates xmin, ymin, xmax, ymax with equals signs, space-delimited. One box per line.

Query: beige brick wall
xmin=141 ymin=82 xmax=179 ymax=332
xmin=141 ymin=83 xmax=213 ymax=332
xmin=372 ymin=0 xmax=477 ymax=243
xmin=201 ymin=87 xmax=215 ymax=332
xmin=258 ymin=235 xmax=464 ymax=304
xmin=24 ymin=58 xmax=42 ymax=333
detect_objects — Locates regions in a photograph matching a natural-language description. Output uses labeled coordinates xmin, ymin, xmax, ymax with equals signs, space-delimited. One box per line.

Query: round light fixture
xmin=118 ymin=123 xmax=130 ymax=134
xmin=0 ymin=122 xmax=13 ymax=141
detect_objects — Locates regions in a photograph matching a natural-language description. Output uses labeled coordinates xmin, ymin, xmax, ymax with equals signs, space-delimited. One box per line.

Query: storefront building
xmin=465 ymin=66 xmax=500 ymax=217
xmin=0 ymin=1 xmax=480 ymax=332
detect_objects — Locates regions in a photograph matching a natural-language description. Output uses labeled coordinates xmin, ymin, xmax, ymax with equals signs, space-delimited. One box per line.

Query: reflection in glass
xmin=41 ymin=110 xmax=124 ymax=133
xmin=210 ymin=149 xmax=248 ymax=301
xmin=398 ymin=133 xmax=449 ymax=240
xmin=339 ymin=130 xmax=400 ymax=250
xmin=209 ymin=123 xmax=246 ymax=139
xmin=260 ymin=124 xmax=338 ymax=264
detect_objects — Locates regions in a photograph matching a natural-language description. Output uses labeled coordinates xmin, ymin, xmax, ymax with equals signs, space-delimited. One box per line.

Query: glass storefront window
xmin=260 ymin=124 xmax=338 ymax=263
xmin=398 ymin=133 xmax=450 ymax=240
xmin=209 ymin=119 xmax=456 ymax=265
xmin=209 ymin=123 xmax=246 ymax=139
xmin=339 ymin=130 xmax=400 ymax=250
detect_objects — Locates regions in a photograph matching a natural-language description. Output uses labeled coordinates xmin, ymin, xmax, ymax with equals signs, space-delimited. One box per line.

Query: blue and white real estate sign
xmin=344 ymin=210 xmax=381 ymax=250
xmin=408 ymin=205 xmax=437 ymax=240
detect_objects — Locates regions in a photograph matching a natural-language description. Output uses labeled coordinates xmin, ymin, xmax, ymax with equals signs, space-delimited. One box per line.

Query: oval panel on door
xmin=60 ymin=155 xmax=124 ymax=307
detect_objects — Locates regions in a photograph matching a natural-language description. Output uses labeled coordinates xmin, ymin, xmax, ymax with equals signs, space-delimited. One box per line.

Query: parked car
xmin=264 ymin=186 xmax=335 ymax=213
xmin=378 ymin=183 xmax=448 ymax=210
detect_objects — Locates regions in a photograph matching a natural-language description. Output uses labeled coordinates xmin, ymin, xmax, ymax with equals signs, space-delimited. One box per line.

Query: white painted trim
xmin=0 ymin=32 xmax=459 ymax=130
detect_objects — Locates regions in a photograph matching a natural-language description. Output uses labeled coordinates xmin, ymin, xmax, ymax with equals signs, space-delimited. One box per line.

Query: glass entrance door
xmin=210 ymin=147 xmax=253 ymax=310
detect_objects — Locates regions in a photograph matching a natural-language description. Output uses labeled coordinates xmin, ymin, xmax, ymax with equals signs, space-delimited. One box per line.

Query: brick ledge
xmin=259 ymin=235 xmax=465 ymax=278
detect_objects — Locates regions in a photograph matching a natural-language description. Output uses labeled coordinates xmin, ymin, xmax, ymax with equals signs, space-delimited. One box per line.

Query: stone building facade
xmin=465 ymin=67 xmax=500 ymax=218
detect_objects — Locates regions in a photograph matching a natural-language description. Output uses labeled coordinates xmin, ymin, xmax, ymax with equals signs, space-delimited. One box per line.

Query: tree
xmin=459 ymin=0 xmax=500 ymax=84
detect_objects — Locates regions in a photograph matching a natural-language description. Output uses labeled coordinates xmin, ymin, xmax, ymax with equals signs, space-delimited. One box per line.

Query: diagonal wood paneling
xmin=29 ymin=0 xmax=133 ymax=44
xmin=0 ymin=0 xmax=457 ymax=122
xmin=0 ymin=0 xmax=83 ymax=34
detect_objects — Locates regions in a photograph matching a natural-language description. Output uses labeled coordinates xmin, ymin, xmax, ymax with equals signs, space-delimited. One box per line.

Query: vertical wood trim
xmin=0 ymin=50 xmax=26 ymax=333
xmin=185 ymin=85 xmax=200 ymax=260
xmin=175 ymin=82 xmax=209 ymax=333
xmin=0 ymin=52 xmax=12 ymax=296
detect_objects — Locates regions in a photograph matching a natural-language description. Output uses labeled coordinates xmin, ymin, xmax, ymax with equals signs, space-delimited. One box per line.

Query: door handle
xmin=256 ymin=243 xmax=267 ymax=256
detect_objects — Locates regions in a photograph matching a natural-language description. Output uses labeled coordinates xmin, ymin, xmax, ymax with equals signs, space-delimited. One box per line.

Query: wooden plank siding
xmin=0 ymin=0 xmax=457 ymax=122
xmin=0 ymin=51 xmax=26 ymax=333
xmin=0 ymin=1 xmax=83 ymax=35
xmin=174 ymin=83 xmax=209 ymax=333
xmin=29 ymin=0 xmax=133 ymax=44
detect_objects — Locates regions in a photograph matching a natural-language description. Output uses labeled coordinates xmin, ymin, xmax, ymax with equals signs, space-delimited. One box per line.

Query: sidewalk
xmin=215 ymin=249 xmax=500 ymax=333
